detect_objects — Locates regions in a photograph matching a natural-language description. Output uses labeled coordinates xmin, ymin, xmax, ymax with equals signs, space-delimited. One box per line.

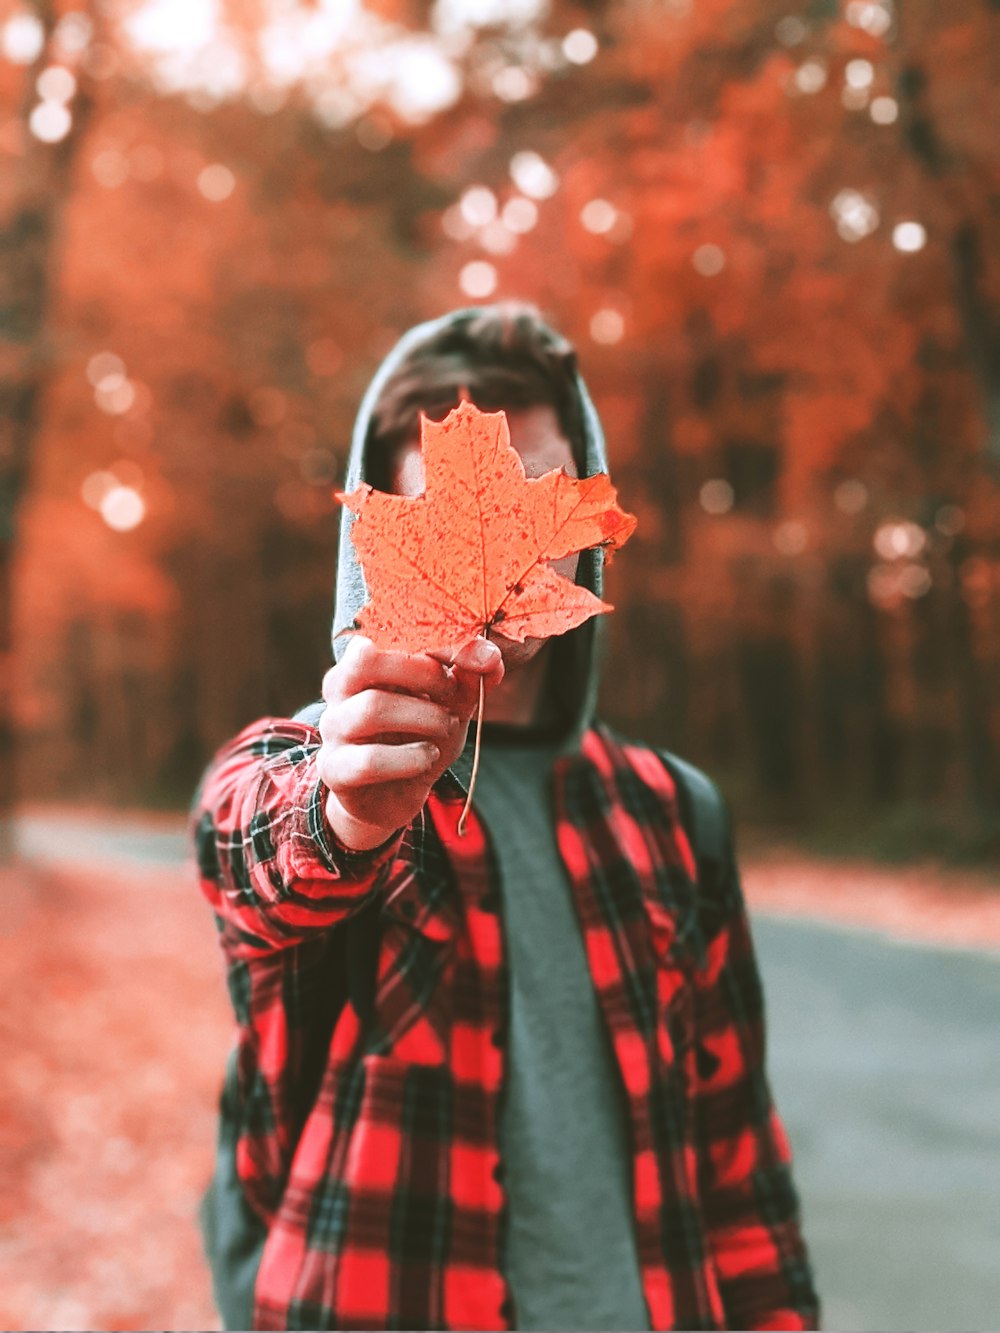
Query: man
xmin=193 ymin=304 xmax=820 ymax=1331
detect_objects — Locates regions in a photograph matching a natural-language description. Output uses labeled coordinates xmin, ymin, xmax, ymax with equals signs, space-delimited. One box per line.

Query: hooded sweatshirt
xmin=332 ymin=308 xmax=649 ymax=1328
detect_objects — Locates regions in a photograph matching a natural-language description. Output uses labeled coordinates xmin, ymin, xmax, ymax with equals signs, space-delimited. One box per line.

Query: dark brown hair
xmin=366 ymin=303 xmax=585 ymax=492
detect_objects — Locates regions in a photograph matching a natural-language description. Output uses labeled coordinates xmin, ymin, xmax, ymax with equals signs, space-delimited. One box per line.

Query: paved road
xmin=16 ymin=814 xmax=1000 ymax=1330
xmin=18 ymin=810 xmax=191 ymax=868
xmin=755 ymin=917 xmax=1000 ymax=1332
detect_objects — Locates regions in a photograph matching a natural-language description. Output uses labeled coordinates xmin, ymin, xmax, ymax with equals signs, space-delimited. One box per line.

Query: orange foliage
xmin=3 ymin=0 xmax=999 ymax=814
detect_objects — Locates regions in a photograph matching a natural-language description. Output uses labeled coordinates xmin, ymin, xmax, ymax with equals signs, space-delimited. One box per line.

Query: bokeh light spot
xmin=100 ymin=486 xmax=146 ymax=532
xmin=81 ymin=471 xmax=118 ymax=510
xmin=773 ymin=520 xmax=809 ymax=556
xmin=29 ymin=102 xmax=72 ymax=144
xmin=95 ymin=375 xmax=137 ymax=416
xmin=37 ymin=66 xmax=77 ymax=103
xmin=54 ymin=13 xmax=93 ymax=55
xmin=509 ymin=151 xmax=558 ymax=200
xmin=87 ymin=351 xmax=126 ymax=387
xmin=386 ymin=40 xmax=461 ymax=122
xmin=589 ymin=309 xmax=625 ymax=344
xmin=846 ymin=2 xmax=892 ymax=38
xmin=493 ymin=66 xmax=534 ymax=102
xmin=580 ymin=199 xmax=617 ymax=235
xmin=700 ymin=480 xmax=734 ymax=515
xmin=562 ymin=29 xmax=598 ymax=64
xmin=845 ymin=59 xmax=875 ymax=89
xmin=442 ymin=204 xmax=476 ymax=241
xmin=501 ymin=197 xmax=538 ymax=234
xmin=870 ymin=95 xmax=898 ymax=124
xmin=198 ymin=163 xmax=236 ymax=201
xmin=775 ymin=16 xmax=808 ymax=46
xmin=892 ymin=221 xmax=927 ymax=253
xmin=127 ymin=0 xmax=215 ymax=51
xmin=794 ymin=60 xmax=827 ymax=94
xmin=900 ymin=564 xmax=932 ymax=599
xmin=460 ymin=185 xmax=497 ymax=228
xmin=831 ymin=189 xmax=879 ymax=242
xmin=459 ymin=260 xmax=498 ymax=299
xmin=479 ymin=221 xmax=516 ymax=256
xmin=867 ymin=563 xmax=897 ymax=607
xmin=2 ymin=14 xmax=45 ymax=64
xmin=692 ymin=243 xmax=726 ymax=276
xmin=841 ymin=85 xmax=869 ymax=111
xmin=874 ymin=520 xmax=926 ymax=561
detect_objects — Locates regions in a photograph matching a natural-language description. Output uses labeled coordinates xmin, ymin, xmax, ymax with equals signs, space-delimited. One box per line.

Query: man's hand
xmin=317 ymin=635 xmax=504 ymax=851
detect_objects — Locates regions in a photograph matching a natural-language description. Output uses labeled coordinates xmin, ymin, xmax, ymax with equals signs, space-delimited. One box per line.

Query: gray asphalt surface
xmin=19 ymin=813 xmax=1000 ymax=1330
xmin=755 ymin=916 xmax=1000 ymax=1332
xmin=18 ymin=810 xmax=191 ymax=867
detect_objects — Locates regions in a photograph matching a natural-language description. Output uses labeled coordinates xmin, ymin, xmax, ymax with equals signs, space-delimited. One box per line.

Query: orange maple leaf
xmin=337 ymin=399 xmax=636 ymax=656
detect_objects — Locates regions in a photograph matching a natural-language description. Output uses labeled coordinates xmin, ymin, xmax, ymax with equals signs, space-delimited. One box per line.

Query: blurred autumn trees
xmin=2 ymin=0 xmax=999 ymax=857
xmin=0 ymin=1 xmax=96 ymax=855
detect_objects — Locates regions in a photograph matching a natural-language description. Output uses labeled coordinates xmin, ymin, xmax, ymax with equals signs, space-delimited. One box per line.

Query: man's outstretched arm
xmin=192 ymin=715 xmax=405 ymax=957
xmin=192 ymin=635 xmax=503 ymax=957
xmin=692 ymin=809 xmax=821 ymax=1331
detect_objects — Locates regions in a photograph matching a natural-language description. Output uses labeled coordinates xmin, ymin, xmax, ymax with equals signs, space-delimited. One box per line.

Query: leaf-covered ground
xmin=1 ymin=836 xmax=997 ymax=1330
xmin=0 ymin=857 xmax=229 ymax=1331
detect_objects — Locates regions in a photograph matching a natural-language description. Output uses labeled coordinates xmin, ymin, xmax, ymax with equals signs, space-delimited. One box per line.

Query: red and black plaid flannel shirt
xmin=194 ymin=714 xmax=820 ymax=1331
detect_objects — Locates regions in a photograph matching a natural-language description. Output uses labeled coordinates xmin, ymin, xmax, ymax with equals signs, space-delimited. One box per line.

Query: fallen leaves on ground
xmin=0 ymin=855 xmax=230 ymax=1331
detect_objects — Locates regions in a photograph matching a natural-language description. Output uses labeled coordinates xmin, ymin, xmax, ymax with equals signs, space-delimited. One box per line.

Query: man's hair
xmin=366 ymin=303 xmax=585 ymax=492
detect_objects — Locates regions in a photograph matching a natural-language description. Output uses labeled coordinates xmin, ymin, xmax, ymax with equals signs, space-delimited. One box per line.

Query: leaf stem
xmin=457 ymin=673 xmax=485 ymax=837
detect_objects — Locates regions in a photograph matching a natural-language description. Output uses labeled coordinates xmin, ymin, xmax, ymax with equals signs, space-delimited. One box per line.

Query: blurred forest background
xmin=2 ymin=0 xmax=999 ymax=862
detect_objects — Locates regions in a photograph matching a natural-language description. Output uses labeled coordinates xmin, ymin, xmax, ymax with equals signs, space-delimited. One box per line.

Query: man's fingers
xmin=324 ymin=636 xmax=458 ymax=707
xmin=432 ymin=636 xmax=504 ymax=676
xmin=323 ymin=636 xmax=504 ymax=718
xmin=430 ymin=636 xmax=504 ymax=713
xmin=326 ymin=689 xmax=460 ymax=746
xmin=323 ymin=740 xmax=440 ymax=788
xmin=452 ymin=639 xmax=504 ymax=713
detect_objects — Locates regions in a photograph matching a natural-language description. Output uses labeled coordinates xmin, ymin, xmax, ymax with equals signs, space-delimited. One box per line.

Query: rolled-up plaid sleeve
xmin=191 ymin=716 xmax=403 ymax=958
xmin=692 ymin=808 xmax=821 ymax=1331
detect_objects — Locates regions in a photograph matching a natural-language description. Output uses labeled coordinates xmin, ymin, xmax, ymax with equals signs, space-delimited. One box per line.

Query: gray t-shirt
xmin=474 ymin=736 xmax=651 ymax=1332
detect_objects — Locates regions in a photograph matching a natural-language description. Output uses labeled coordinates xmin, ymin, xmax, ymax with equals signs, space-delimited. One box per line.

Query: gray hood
xmin=332 ymin=306 xmax=613 ymax=774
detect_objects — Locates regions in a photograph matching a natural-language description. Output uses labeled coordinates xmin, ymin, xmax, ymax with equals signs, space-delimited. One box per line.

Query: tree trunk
xmin=892 ymin=9 xmax=1000 ymax=805
xmin=0 ymin=2 xmax=96 ymax=858
xmin=0 ymin=532 xmax=16 ymax=861
xmin=943 ymin=536 xmax=997 ymax=809
xmin=894 ymin=20 xmax=1000 ymax=468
